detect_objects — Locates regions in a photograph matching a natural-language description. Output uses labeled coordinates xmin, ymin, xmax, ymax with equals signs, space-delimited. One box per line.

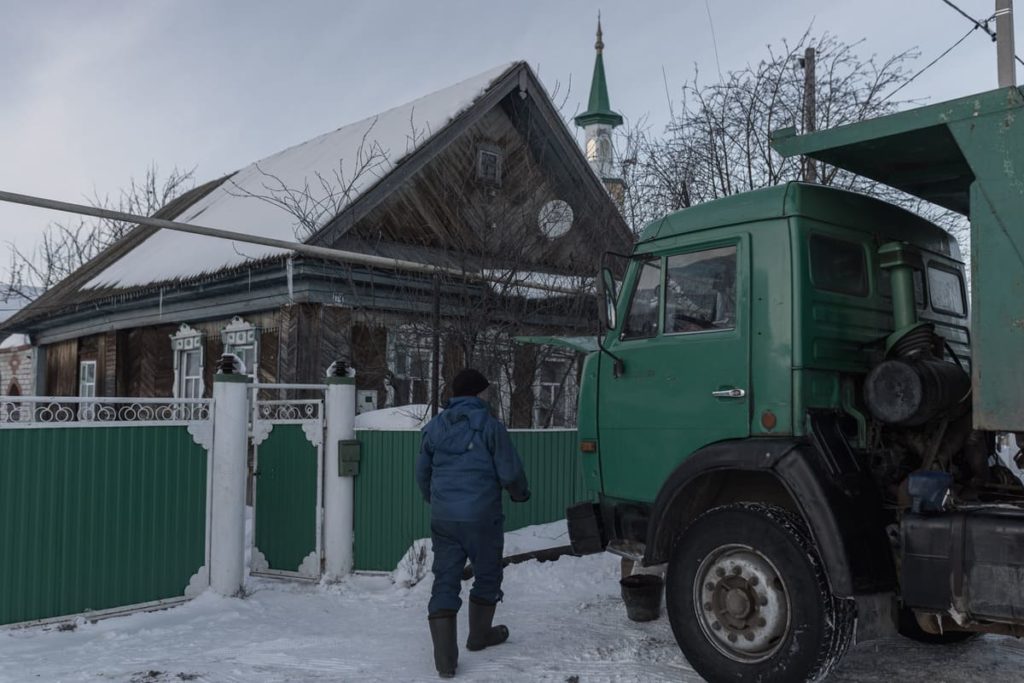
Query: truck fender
xmin=643 ymin=437 xmax=896 ymax=598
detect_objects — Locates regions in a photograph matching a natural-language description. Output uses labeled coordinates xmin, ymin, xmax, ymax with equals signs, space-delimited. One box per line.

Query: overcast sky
xmin=0 ymin=0 xmax=1017 ymax=276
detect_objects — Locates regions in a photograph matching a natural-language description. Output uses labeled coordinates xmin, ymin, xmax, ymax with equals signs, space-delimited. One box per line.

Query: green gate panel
xmin=0 ymin=425 xmax=207 ymax=626
xmin=352 ymin=429 xmax=582 ymax=572
xmin=253 ymin=424 xmax=318 ymax=573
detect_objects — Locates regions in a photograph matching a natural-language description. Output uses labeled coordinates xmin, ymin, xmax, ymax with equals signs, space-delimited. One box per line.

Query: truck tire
xmin=665 ymin=503 xmax=854 ymax=683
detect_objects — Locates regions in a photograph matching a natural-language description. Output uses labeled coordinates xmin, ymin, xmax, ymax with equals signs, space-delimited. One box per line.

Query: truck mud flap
xmin=567 ymin=502 xmax=606 ymax=555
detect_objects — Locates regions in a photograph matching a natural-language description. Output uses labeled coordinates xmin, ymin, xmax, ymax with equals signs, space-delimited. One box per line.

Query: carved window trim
xmin=171 ymin=323 xmax=205 ymax=398
xmin=221 ymin=316 xmax=259 ymax=380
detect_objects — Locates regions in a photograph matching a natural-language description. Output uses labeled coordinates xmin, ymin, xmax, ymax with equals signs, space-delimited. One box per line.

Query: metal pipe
xmin=0 ymin=189 xmax=591 ymax=295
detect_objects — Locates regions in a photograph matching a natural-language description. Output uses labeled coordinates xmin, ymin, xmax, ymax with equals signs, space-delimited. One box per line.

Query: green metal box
xmin=339 ymin=439 xmax=361 ymax=477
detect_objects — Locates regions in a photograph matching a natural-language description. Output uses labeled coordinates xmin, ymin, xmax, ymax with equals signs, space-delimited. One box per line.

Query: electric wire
xmin=881 ymin=24 xmax=982 ymax=104
xmin=939 ymin=0 xmax=1024 ymax=68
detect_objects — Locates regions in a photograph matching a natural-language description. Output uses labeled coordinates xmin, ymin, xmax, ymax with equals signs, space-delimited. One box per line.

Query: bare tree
xmin=6 ymin=164 xmax=195 ymax=297
xmin=617 ymin=32 xmax=940 ymax=236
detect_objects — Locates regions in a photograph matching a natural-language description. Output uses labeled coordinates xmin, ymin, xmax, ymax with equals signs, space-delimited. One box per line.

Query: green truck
xmin=555 ymin=87 xmax=1024 ymax=682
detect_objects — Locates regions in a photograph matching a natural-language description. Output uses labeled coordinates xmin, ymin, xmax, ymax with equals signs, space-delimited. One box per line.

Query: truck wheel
xmin=665 ymin=503 xmax=854 ymax=683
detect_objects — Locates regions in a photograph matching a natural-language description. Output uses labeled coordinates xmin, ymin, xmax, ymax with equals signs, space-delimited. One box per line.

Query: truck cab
xmin=562 ymin=86 xmax=1024 ymax=683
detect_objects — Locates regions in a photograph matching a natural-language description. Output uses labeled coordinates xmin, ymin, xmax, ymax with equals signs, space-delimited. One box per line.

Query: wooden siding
xmin=348 ymin=106 xmax=625 ymax=274
xmin=45 ymin=339 xmax=77 ymax=396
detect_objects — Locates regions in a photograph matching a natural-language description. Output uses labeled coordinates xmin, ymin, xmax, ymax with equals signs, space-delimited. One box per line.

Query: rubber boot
xmin=428 ymin=610 xmax=459 ymax=678
xmin=466 ymin=596 xmax=509 ymax=652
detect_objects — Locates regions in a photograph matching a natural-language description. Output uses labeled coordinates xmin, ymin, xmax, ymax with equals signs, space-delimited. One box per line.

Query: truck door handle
xmin=711 ymin=387 xmax=746 ymax=398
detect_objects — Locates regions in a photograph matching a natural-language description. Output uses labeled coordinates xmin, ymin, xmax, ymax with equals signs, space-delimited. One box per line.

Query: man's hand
xmin=510 ymin=489 xmax=531 ymax=503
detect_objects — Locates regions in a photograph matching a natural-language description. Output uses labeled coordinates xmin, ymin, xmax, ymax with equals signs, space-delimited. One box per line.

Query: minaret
xmin=574 ymin=15 xmax=625 ymax=200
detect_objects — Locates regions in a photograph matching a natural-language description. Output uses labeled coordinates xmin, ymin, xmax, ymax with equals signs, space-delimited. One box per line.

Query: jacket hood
xmin=426 ymin=396 xmax=490 ymax=453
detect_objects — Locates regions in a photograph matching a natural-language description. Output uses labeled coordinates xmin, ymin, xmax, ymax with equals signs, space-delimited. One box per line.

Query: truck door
xmin=598 ymin=237 xmax=751 ymax=502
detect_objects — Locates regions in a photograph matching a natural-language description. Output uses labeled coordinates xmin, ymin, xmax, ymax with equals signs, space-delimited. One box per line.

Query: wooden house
xmin=0 ymin=62 xmax=631 ymax=427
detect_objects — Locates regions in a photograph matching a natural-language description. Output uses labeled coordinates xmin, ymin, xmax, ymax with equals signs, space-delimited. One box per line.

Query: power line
xmin=704 ymin=0 xmax=724 ymax=83
xmin=882 ymin=24 xmax=981 ymax=104
xmin=941 ymin=0 xmax=997 ymax=36
xmin=939 ymin=0 xmax=1024 ymax=67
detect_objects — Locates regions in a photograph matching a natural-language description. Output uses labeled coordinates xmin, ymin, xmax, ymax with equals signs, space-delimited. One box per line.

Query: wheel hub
xmin=693 ymin=544 xmax=791 ymax=663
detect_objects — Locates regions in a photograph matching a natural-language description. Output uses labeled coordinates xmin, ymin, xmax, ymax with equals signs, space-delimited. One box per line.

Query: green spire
xmin=574 ymin=15 xmax=623 ymax=129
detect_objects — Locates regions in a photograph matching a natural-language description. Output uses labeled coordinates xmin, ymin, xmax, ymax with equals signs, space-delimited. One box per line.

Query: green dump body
xmin=772 ymin=87 xmax=1024 ymax=432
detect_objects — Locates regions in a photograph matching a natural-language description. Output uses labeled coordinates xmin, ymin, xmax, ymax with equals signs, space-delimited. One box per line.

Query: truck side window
xmin=810 ymin=234 xmax=868 ymax=296
xmin=664 ymin=245 xmax=737 ymax=334
xmin=621 ymin=258 xmax=662 ymax=339
xmin=928 ymin=264 xmax=967 ymax=316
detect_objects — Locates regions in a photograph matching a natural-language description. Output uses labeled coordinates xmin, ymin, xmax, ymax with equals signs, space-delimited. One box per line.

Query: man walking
xmin=415 ymin=368 xmax=530 ymax=678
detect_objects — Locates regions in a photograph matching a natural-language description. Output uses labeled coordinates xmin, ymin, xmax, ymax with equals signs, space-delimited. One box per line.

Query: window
xmin=78 ymin=360 xmax=96 ymax=397
xmin=389 ymin=325 xmax=439 ymax=406
xmin=928 ymin=264 xmax=967 ymax=316
xmin=476 ymin=146 xmax=502 ymax=185
xmin=171 ymin=323 xmax=204 ymax=398
xmin=222 ymin=316 xmax=259 ymax=381
xmin=810 ymin=234 xmax=868 ymax=296
xmin=533 ymin=357 xmax=577 ymax=428
xmin=78 ymin=360 xmax=96 ymax=420
xmin=621 ymin=258 xmax=662 ymax=339
xmin=665 ymin=246 xmax=737 ymax=334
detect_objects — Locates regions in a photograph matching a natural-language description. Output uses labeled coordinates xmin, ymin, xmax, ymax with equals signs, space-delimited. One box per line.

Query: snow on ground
xmin=355 ymin=404 xmax=431 ymax=430
xmin=3 ymin=520 xmax=1024 ymax=682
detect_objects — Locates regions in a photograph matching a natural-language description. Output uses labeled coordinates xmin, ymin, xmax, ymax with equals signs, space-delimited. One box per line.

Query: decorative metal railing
xmin=250 ymin=383 xmax=325 ymax=424
xmin=0 ymin=396 xmax=211 ymax=426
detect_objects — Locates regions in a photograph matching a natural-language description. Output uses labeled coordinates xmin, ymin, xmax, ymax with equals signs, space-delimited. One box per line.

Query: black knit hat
xmin=451 ymin=368 xmax=490 ymax=397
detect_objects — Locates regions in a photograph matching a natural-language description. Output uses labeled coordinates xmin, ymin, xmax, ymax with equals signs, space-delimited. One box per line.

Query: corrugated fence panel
xmin=353 ymin=429 xmax=581 ymax=572
xmin=0 ymin=426 xmax=207 ymax=626
xmin=353 ymin=430 xmax=431 ymax=573
xmin=503 ymin=430 xmax=582 ymax=532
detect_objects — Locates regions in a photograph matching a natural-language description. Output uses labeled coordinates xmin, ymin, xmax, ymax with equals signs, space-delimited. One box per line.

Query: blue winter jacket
xmin=416 ymin=396 xmax=530 ymax=522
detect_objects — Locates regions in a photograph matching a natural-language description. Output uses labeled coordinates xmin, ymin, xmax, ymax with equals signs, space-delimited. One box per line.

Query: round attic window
xmin=538 ymin=199 xmax=573 ymax=239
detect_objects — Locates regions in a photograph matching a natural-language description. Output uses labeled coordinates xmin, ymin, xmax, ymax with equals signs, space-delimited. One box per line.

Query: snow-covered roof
xmin=86 ymin=63 xmax=517 ymax=289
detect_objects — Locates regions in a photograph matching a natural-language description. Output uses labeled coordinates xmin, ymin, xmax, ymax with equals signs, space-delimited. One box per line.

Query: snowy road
xmin=3 ymin=523 xmax=1024 ymax=682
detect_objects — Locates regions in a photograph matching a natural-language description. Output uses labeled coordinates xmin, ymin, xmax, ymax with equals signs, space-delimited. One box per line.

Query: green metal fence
xmin=353 ymin=429 xmax=583 ymax=572
xmin=0 ymin=424 xmax=208 ymax=626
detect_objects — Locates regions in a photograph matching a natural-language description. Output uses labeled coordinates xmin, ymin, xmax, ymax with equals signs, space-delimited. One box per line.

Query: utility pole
xmin=431 ymin=274 xmax=441 ymax=417
xmin=997 ymin=0 xmax=1017 ymax=87
xmin=801 ymin=47 xmax=817 ymax=183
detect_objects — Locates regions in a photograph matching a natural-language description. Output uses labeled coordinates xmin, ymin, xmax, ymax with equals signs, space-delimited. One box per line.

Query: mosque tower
xmin=574 ymin=15 xmax=625 ymax=200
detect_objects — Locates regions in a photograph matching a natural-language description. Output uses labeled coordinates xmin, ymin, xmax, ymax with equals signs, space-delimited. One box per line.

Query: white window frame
xmin=78 ymin=360 xmax=97 ymax=398
xmin=476 ymin=144 xmax=502 ymax=186
xmin=221 ymin=316 xmax=259 ymax=381
xmin=388 ymin=324 xmax=441 ymax=407
xmin=171 ymin=323 xmax=205 ymax=399
xmin=78 ymin=360 xmax=97 ymax=420
xmin=532 ymin=354 xmax=578 ymax=428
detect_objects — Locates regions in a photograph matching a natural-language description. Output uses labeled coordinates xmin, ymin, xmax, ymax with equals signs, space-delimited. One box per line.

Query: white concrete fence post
xmin=209 ymin=365 xmax=251 ymax=596
xmin=324 ymin=366 xmax=356 ymax=580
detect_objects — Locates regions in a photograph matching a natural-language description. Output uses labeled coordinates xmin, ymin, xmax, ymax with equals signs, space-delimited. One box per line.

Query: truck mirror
xmin=599 ymin=267 xmax=618 ymax=330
